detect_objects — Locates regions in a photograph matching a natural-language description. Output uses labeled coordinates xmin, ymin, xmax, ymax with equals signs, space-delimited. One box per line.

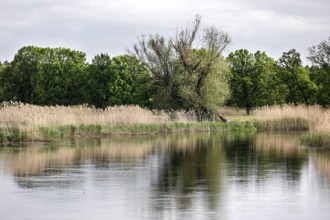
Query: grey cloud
xmin=0 ymin=0 xmax=329 ymax=64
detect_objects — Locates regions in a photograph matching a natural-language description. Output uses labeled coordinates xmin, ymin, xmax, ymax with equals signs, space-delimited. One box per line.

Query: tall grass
xmin=0 ymin=102 xmax=254 ymax=142
xmin=0 ymin=101 xmax=174 ymax=127
xmin=254 ymin=105 xmax=329 ymax=132
xmin=254 ymin=105 xmax=330 ymax=148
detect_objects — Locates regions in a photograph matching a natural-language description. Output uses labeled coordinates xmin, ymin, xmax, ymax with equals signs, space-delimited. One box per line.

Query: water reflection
xmin=219 ymin=132 xmax=307 ymax=185
xmin=312 ymin=150 xmax=330 ymax=181
xmin=0 ymin=133 xmax=308 ymax=188
xmin=152 ymin=134 xmax=226 ymax=213
xmin=254 ymin=132 xmax=305 ymax=158
xmin=1 ymin=132 xmax=330 ymax=220
xmin=0 ymin=138 xmax=155 ymax=177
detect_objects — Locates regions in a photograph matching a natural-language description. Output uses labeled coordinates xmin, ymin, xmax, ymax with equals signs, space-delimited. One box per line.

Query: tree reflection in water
xmin=1 ymin=131 xmax=328 ymax=220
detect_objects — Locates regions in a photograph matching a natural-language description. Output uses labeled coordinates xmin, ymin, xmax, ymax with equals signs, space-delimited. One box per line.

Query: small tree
xmin=276 ymin=49 xmax=316 ymax=105
xmin=227 ymin=49 xmax=285 ymax=115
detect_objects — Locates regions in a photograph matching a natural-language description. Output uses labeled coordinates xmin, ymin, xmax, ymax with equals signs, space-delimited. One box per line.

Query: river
xmin=0 ymin=132 xmax=330 ymax=220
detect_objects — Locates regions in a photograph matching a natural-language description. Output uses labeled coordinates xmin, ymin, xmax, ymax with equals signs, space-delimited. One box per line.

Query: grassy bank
xmin=38 ymin=121 xmax=255 ymax=141
xmin=301 ymin=133 xmax=330 ymax=149
xmin=252 ymin=105 xmax=330 ymax=148
xmin=219 ymin=105 xmax=330 ymax=148
xmin=0 ymin=102 xmax=255 ymax=143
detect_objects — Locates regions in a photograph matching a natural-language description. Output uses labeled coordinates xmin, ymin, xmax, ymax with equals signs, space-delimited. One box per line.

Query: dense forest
xmin=0 ymin=17 xmax=329 ymax=118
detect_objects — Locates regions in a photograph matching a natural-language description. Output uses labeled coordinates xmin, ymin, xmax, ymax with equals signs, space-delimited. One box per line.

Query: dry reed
xmin=0 ymin=102 xmax=174 ymax=129
xmin=218 ymin=106 xmax=246 ymax=116
xmin=254 ymin=105 xmax=330 ymax=132
xmin=2 ymin=102 xmax=252 ymax=141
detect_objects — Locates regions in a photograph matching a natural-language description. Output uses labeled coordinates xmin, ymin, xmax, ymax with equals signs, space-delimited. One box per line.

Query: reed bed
xmin=254 ymin=105 xmax=330 ymax=148
xmin=0 ymin=102 xmax=255 ymax=142
xmin=218 ymin=106 xmax=247 ymax=116
xmin=254 ymin=105 xmax=330 ymax=132
xmin=0 ymin=101 xmax=173 ymax=128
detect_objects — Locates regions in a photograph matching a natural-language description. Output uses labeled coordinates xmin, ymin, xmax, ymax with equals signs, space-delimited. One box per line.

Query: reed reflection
xmin=0 ymin=137 xmax=155 ymax=177
xmin=223 ymin=132 xmax=307 ymax=183
xmin=312 ymin=151 xmax=330 ymax=182
xmin=254 ymin=132 xmax=305 ymax=158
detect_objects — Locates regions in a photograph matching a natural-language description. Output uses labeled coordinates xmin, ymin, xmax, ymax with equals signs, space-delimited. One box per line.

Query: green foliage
xmin=40 ymin=124 xmax=102 ymax=140
xmin=227 ymin=49 xmax=284 ymax=114
xmin=0 ymin=47 xmax=152 ymax=109
xmin=39 ymin=127 xmax=63 ymax=140
xmin=78 ymin=124 xmax=102 ymax=135
xmin=103 ymin=121 xmax=256 ymax=135
xmin=108 ymin=55 xmax=152 ymax=106
xmin=86 ymin=53 xmax=113 ymax=108
xmin=132 ymin=16 xmax=231 ymax=120
xmin=0 ymin=62 xmax=10 ymax=101
xmin=308 ymin=36 xmax=330 ymax=107
xmin=276 ymin=49 xmax=316 ymax=105
xmin=40 ymin=125 xmax=76 ymax=140
xmin=301 ymin=132 xmax=330 ymax=148
xmin=173 ymin=48 xmax=231 ymax=117
xmin=0 ymin=128 xmax=28 ymax=143
xmin=0 ymin=46 xmax=88 ymax=105
xmin=1 ymin=35 xmax=329 ymax=116
xmin=86 ymin=54 xmax=152 ymax=108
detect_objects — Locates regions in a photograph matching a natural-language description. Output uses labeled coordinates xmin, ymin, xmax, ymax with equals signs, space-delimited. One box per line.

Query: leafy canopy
xmin=131 ymin=15 xmax=231 ymax=121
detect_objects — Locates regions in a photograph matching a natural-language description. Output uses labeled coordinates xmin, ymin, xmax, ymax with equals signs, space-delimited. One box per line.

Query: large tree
xmin=1 ymin=46 xmax=88 ymax=105
xmin=131 ymin=15 xmax=231 ymax=121
xmin=87 ymin=54 xmax=152 ymax=108
xmin=227 ymin=49 xmax=285 ymax=115
xmin=308 ymin=36 xmax=330 ymax=107
xmin=86 ymin=53 xmax=113 ymax=108
xmin=276 ymin=49 xmax=316 ymax=105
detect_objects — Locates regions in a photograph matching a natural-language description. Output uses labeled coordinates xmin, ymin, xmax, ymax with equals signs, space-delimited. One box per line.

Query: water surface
xmin=1 ymin=132 xmax=330 ymax=220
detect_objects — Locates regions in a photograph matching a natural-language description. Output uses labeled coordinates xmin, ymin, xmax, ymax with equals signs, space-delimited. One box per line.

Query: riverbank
xmin=221 ymin=105 xmax=330 ymax=148
xmin=0 ymin=102 xmax=256 ymax=143
xmin=255 ymin=105 xmax=330 ymax=148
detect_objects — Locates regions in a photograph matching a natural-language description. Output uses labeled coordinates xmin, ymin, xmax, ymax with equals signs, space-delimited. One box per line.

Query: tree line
xmin=0 ymin=16 xmax=329 ymax=118
xmin=0 ymin=47 xmax=152 ymax=108
xmin=227 ymin=47 xmax=329 ymax=114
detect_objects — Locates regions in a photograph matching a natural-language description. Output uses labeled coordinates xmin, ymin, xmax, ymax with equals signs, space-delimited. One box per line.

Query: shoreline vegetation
xmin=221 ymin=105 xmax=330 ymax=148
xmin=0 ymin=102 xmax=255 ymax=143
xmin=0 ymin=18 xmax=328 ymax=148
xmin=254 ymin=105 xmax=330 ymax=148
xmin=1 ymin=102 xmax=329 ymax=149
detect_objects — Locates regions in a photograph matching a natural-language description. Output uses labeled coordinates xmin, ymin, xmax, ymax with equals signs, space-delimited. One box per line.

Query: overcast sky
xmin=1 ymin=0 xmax=329 ymax=64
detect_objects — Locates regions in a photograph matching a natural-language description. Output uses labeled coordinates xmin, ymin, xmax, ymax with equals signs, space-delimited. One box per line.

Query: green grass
xmin=40 ymin=125 xmax=76 ymax=140
xmin=39 ymin=124 xmax=102 ymax=140
xmin=226 ymin=115 xmax=255 ymax=122
xmin=0 ymin=121 xmax=257 ymax=142
xmin=102 ymin=121 xmax=256 ymax=135
xmin=301 ymin=132 xmax=330 ymax=149
xmin=0 ymin=127 xmax=28 ymax=143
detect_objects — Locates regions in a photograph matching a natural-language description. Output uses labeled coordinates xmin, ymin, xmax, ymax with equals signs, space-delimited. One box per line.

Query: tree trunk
xmin=218 ymin=112 xmax=230 ymax=123
xmin=246 ymin=106 xmax=251 ymax=115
